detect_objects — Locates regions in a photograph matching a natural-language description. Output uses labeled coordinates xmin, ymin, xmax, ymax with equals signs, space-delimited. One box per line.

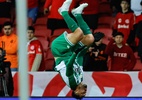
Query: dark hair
xmin=72 ymin=91 xmax=83 ymax=100
xmin=121 ymin=0 xmax=130 ymax=4
xmin=93 ymin=32 xmax=105 ymax=42
xmin=113 ymin=32 xmax=124 ymax=37
xmin=3 ymin=21 xmax=13 ymax=27
xmin=28 ymin=26 xmax=35 ymax=33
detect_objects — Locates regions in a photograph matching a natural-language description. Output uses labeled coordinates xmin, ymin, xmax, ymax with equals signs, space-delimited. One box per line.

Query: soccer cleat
xmin=71 ymin=3 xmax=88 ymax=16
xmin=58 ymin=0 xmax=72 ymax=15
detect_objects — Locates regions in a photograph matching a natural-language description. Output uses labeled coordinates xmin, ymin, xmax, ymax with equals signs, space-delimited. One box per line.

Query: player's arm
xmin=66 ymin=46 xmax=86 ymax=77
xmin=66 ymin=53 xmax=76 ymax=77
xmin=31 ymin=54 xmax=42 ymax=71
xmin=44 ymin=0 xmax=52 ymax=14
xmin=31 ymin=43 xmax=43 ymax=71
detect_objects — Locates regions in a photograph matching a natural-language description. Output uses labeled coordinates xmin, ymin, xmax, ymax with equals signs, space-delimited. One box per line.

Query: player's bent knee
xmin=74 ymin=28 xmax=84 ymax=39
xmin=86 ymin=34 xmax=94 ymax=45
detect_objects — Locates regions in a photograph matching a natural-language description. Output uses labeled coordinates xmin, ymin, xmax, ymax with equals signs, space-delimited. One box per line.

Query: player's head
xmin=113 ymin=32 xmax=124 ymax=44
xmin=27 ymin=26 xmax=35 ymax=40
xmin=93 ymin=32 xmax=105 ymax=45
xmin=72 ymin=83 xmax=87 ymax=99
xmin=3 ymin=21 xmax=13 ymax=36
xmin=120 ymin=0 xmax=130 ymax=10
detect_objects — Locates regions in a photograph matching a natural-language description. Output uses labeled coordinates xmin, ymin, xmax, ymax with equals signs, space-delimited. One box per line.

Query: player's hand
xmin=92 ymin=51 xmax=99 ymax=57
xmin=44 ymin=8 xmax=49 ymax=15
xmin=88 ymin=47 xmax=94 ymax=52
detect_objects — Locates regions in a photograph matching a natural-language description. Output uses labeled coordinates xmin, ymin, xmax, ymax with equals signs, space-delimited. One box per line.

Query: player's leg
xmin=59 ymin=0 xmax=84 ymax=44
xmin=72 ymin=3 xmax=94 ymax=47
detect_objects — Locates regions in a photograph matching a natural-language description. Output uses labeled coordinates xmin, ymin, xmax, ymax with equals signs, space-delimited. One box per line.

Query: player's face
xmin=74 ymin=83 xmax=87 ymax=97
xmin=121 ymin=1 xmax=129 ymax=10
xmin=27 ymin=30 xmax=34 ymax=40
xmin=114 ymin=35 xmax=123 ymax=44
xmin=3 ymin=25 xmax=13 ymax=36
xmin=95 ymin=38 xmax=103 ymax=46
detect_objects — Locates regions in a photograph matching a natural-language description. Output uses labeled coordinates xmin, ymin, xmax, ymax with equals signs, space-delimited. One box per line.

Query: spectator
xmin=105 ymin=32 xmax=136 ymax=71
xmin=109 ymin=0 xmax=121 ymax=16
xmin=0 ymin=48 xmax=14 ymax=96
xmin=83 ymin=32 xmax=108 ymax=71
xmin=27 ymin=26 xmax=45 ymax=71
xmin=78 ymin=0 xmax=99 ymax=31
xmin=113 ymin=0 xmax=135 ymax=46
xmin=131 ymin=0 xmax=142 ymax=62
xmin=27 ymin=0 xmax=39 ymax=25
xmin=43 ymin=0 xmax=77 ymax=34
xmin=0 ymin=21 xmax=18 ymax=71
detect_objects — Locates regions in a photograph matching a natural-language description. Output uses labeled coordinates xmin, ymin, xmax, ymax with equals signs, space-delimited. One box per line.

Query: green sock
xmin=61 ymin=11 xmax=79 ymax=32
xmin=74 ymin=14 xmax=91 ymax=35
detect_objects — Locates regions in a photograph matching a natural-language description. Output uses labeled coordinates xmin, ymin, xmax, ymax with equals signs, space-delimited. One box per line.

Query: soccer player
xmin=51 ymin=0 xmax=94 ymax=99
xmin=27 ymin=26 xmax=45 ymax=71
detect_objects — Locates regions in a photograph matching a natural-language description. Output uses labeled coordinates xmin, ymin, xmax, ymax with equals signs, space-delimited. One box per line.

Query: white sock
xmin=72 ymin=3 xmax=88 ymax=16
xmin=58 ymin=0 xmax=72 ymax=15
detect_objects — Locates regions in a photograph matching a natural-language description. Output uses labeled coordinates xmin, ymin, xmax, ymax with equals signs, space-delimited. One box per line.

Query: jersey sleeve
xmin=44 ymin=0 xmax=52 ymax=8
xmin=35 ymin=41 xmax=43 ymax=54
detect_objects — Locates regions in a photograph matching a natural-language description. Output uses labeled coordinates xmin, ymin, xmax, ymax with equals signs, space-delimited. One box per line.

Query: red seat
xmin=44 ymin=48 xmax=55 ymax=71
xmin=0 ymin=18 xmax=11 ymax=25
xmin=49 ymin=35 xmax=58 ymax=45
xmin=98 ymin=16 xmax=115 ymax=28
xmin=35 ymin=29 xmax=52 ymax=40
xmin=133 ymin=59 xmax=142 ymax=71
xmin=99 ymin=2 xmax=112 ymax=16
xmin=37 ymin=37 xmax=49 ymax=52
xmin=35 ymin=16 xmax=47 ymax=26
xmin=53 ymin=28 xmax=71 ymax=36
xmin=100 ymin=0 xmax=109 ymax=3
xmin=34 ymin=25 xmax=47 ymax=30
xmin=94 ymin=28 xmax=113 ymax=45
xmin=45 ymin=59 xmax=55 ymax=71
xmin=49 ymin=28 xmax=71 ymax=46
xmin=13 ymin=17 xmax=33 ymax=26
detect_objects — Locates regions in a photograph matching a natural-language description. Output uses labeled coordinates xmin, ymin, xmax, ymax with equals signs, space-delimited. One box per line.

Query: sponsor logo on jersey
xmin=28 ymin=50 xmax=35 ymax=54
xmin=125 ymin=19 xmax=130 ymax=24
xmin=67 ymin=45 xmax=70 ymax=49
xmin=113 ymin=52 xmax=127 ymax=58
xmin=30 ymin=45 xmax=35 ymax=50
xmin=118 ymin=18 xmax=122 ymax=23
xmin=38 ymin=47 xmax=41 ymax=52
xmin=118 ymin=24 xmax=129 ymax=29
